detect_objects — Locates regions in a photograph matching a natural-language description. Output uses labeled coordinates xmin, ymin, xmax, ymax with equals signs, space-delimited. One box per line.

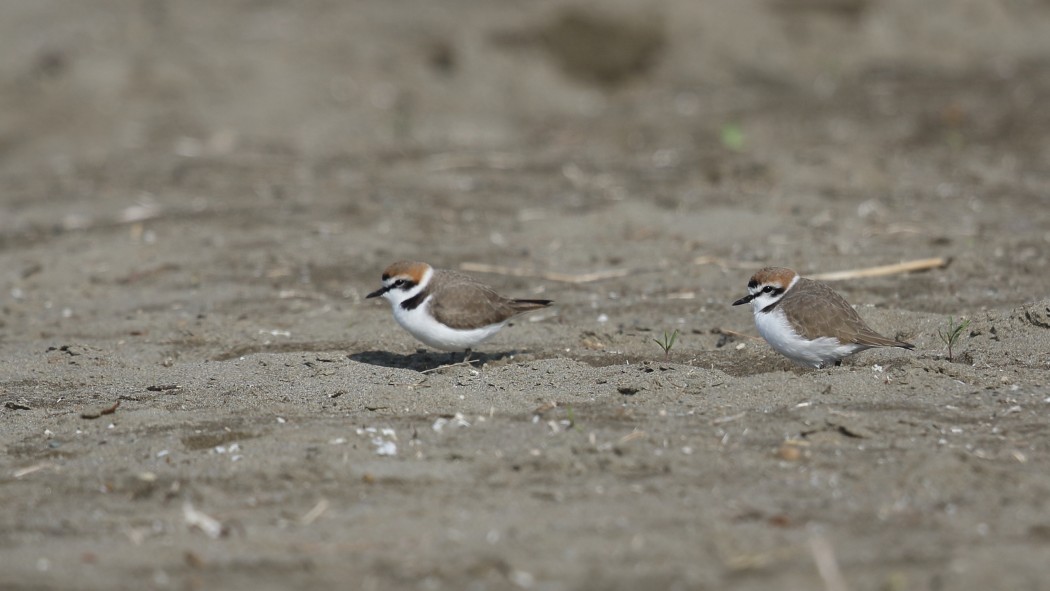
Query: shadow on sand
xmin=348 ymin=349 xmax=518 ymax=372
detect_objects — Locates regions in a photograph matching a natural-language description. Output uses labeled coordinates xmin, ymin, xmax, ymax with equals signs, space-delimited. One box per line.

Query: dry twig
xmin=300 ymin=499 xmax=330 ymax=525
xmin=462 ymin=255 xmax=768 ymax=284
xmin=421 ymin=359 xmax=479 ymax=374
xmin=809 ymin=257 xmax=948 ymax=282
xmin=459 ymin=262 xmax=631 ymax=284
xmin=183 ymin=501 xmax=226 ymax=539
xmin=692 ymin=256 xmax=765 ymax=271
xmin=81 ymin=400 xmax=120 ymax=420
xmin=711 ymin=411 xmax=747 ymax=425
xmin=13 ymin=463 xmax=55 ymax=479
xmin=712 ymin=328 xmax=764 ymax=341
xmin=809 ymin=535 xmax=849 ymax=591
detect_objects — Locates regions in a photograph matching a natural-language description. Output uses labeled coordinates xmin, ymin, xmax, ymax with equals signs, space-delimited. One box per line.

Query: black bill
xmin=732 ymin=294 xmax=754 ymax=306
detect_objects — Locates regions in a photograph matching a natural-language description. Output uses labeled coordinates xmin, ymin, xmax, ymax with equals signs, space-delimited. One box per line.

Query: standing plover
xmin=367 ymin=261 xmax=552 ymax=356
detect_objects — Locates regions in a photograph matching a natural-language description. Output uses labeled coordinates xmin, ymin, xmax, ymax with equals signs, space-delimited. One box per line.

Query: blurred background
xmin=1 ymin=0 xmax=1049 ymax=337
xmin=3 ymin=4 xmax=1050 ymax=590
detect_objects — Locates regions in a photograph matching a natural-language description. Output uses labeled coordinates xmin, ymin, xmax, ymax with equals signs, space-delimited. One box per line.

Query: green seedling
xmin=565 ymin=406 xmax=576 ymax=430
xmin=937 ymin=316 xmax=970 ymax=362
xmin=653 ymin=329 xmax=680 ymax=360
xmin=720 ymin=123 xmax=745 ymax=152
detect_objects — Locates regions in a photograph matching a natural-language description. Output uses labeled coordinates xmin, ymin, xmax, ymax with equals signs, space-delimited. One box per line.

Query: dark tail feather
xmin=512 ymin=299 xmax=553 ymax=311
xmin=854 ymin=332 xmax=915 ymax=350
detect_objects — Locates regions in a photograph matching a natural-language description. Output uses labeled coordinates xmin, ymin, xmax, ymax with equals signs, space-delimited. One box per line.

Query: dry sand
xmin=2 ymin=1 xmax=1050 ymax=589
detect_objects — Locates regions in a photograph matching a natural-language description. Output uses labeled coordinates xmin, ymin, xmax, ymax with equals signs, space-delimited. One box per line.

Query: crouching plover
xmin=732 ymin=267 xmax=914 ymax=368
xmin=367 ymin=261 xmax=552 ymax=357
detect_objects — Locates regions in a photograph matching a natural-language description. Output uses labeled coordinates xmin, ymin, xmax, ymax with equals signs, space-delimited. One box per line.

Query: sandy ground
xmin=2 ymin=1 xmax=1050 ymax=589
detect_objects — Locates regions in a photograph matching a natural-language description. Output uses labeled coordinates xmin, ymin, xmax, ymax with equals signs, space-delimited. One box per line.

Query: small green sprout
xmin=653 ymin=329 xmax=680 ymax=359
xmin=937 ymin=316 xmax=970 ymax=362
xmin=565 ymin=406 xmax=576 ymax=430
xmin=720 ymin=123 xmax=745 ymax=152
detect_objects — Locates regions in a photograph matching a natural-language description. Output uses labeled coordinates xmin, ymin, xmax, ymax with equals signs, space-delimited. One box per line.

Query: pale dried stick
xmin=300 ymin=499 xmax=330 ymax=525
xmin=459 ymin=262 xmax=632 ymax=284
xmin=712 ymin=328 xmax=764 ymax=341
xmin=809 ymin=257 xmax=949 ymax=282
xmin=425 ymin=152 xmax=523 ymax=172
xmin=809 ymin=535 xmax=849 ymax=591
xmin=692 ymin=256 xmax=765 ymax=271
xmin=462 ymin=255 xmax=767 ymax=283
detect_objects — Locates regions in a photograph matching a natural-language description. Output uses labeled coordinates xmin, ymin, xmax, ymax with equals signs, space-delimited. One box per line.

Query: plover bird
xmin=732 ymin=266 xmax=914 ymax=368
xmin=367 ymin=261 xmax=552 ymax=356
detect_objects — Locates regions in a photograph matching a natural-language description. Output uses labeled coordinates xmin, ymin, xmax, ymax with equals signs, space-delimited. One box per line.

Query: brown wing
xmin=781 ymin=278 xmax=911 ymax=348
xmin=429 ymin=273 xmax=550 ymax=330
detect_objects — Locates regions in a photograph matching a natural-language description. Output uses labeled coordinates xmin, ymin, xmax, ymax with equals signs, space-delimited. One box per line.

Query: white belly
xmin=754 ymin=308 xmax=862 ymax=368
xmin=392 ymin=300 xmax=506 ymax=352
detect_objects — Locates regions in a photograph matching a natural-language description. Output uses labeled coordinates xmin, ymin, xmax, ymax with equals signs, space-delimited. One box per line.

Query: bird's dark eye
xmin=392 ymin=279 xmax=406 ymax=288
xmin=762 ymin=286 xmax=774 ymax=293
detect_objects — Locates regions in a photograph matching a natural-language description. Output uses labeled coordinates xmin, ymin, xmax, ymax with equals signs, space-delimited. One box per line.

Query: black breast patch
xmin=400 ymin=291 xmax=428 ymax=311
